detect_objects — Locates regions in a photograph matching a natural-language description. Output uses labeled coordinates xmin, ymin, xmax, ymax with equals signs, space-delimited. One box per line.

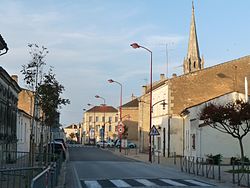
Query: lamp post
xmin=95 ymin=95 xmax=106 ymax=148
xmin=0 ymin=34 xmax=8 ymax=56
xmin=108 ymin=79 xmax=123 ymax=152
xmin=88 ymin=103 xmax=96 ymax=144
xmin=131 ymin=42 xmax=153 ymax=163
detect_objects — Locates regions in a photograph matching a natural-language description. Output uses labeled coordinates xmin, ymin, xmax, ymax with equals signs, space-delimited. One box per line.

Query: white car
xmin=96 ymin=140 xmax=114 ymax=148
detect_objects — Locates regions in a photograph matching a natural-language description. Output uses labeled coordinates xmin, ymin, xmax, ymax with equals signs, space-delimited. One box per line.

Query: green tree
xmin=200 ymin=99 xmax=250 ymax=163
xmin=37 ymin=69 xmax=70 ymax=127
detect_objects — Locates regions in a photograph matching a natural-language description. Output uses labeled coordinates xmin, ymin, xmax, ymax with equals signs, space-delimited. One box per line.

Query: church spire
xmin=183 ymin=1 xmax=204 ymax=74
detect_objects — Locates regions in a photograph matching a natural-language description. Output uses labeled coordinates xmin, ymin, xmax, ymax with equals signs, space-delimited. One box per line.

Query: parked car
xmin=46 ymin=141 xmax=66 ymax=160
xmin=115 ymin=140 xmax=136 ymax=148
xmin=54 ymin=138 xmax=67 ymax=149
xmin=96 ymin=140 xmax=114 ymax=148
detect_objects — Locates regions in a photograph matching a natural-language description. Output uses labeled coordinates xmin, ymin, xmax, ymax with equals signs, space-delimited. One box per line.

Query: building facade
xmin=184 ymin=92 xmax=250 ymax=160
xmin=83 ymin=105 xmax=118 ymax=144
xmin=0 ymin=67 xmax=21 ymax=162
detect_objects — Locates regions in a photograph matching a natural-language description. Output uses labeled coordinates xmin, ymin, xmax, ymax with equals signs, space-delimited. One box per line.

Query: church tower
xmin=183 ymin=2 xmax=204 ymax=74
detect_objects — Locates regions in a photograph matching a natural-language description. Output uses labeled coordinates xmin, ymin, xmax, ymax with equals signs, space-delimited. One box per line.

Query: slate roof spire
xmin=183 ymin=1 xmax=204 ymax=74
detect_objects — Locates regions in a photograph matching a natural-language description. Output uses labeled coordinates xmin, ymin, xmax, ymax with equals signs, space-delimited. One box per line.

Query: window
xmin=192 ymin=134 xmax=196 ymax=150
xmin=89 ymin=116 xmax=92 ymax=122
xmin=96 ymin=116 xmax=99 ymax=122
xmin=102 ymin=116 xmax=105 ymax=122
xmin=108 ymin=117 xmax=112 ymax=123
xmin=115 ymin=117 xmax=118 ymax=122
xmin=109 ymin=125 xmax=112 ymax=132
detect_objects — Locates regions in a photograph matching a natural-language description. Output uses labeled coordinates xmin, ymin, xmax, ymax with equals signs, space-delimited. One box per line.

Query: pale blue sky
xmin=1 ymin=1 xmax=250 ymax=126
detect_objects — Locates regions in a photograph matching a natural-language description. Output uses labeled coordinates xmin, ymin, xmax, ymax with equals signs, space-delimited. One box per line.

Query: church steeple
xmin=183 ymin=1 xmax=204 ymax=74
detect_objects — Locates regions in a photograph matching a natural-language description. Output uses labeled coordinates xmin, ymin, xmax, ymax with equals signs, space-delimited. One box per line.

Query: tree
xmin=69 ymin=132 xmax=75 ymax=140
xmin=200 ymin=99 xmax=250 ymax=163
xmin=37 ymin=69 xmax=70 ymax=127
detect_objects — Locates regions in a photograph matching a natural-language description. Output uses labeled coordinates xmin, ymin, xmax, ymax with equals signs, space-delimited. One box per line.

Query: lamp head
xmin=130 ymin=43 xmax=140 ymax=49
xmin=87 ymin=103 xmax=91 ymax=106
xmin=95 ymin=95 xmax=100 ymax=98
xmin=108 ymin=79 xmax=114 ymax=83
xmin=0 ymin=34 xmax=8 ymax=51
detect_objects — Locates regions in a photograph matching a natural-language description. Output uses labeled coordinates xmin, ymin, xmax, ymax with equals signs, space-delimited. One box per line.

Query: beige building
xmin=120 ymin=96 xmax=139 ymax=144
xmin=137 ymin=2 xmax=250 ymax=158
xmin=83 ymin=105 xmax=118 ymax=144
xmin=64 ymin=124 xmax=82 ymax=142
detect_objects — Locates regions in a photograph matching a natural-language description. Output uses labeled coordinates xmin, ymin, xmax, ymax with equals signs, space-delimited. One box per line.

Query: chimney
xmin=142 ymin=85 xmax=147 ymax=95
xmin=11 ymin=75 xmax=18 ymax=83
xmin=172 ymin=73 xmax=177 ymax=78
xmin=160 ymin=74 xmax=165 ymax=80
xmin=131 ymin=93 xmax=136 ymax=100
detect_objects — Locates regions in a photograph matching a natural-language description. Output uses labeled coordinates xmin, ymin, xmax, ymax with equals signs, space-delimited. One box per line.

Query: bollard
xmin=232 ymin=160 xmax=235 ymax=184
xmin=174 ymin=152 xmax=176 ymax=165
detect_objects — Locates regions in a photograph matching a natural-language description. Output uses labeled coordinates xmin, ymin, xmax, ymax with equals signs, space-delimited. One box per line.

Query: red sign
xmin=117 ymin=122 xmax=124 ymax=134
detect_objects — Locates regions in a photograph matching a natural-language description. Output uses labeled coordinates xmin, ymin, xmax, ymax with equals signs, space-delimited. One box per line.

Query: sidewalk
xmin=109 ymin=148 xmax=241 ymax=188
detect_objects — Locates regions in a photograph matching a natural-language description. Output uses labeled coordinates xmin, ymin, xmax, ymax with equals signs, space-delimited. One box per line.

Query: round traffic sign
xmin=117 ymin=125 xmax=124 ymax=134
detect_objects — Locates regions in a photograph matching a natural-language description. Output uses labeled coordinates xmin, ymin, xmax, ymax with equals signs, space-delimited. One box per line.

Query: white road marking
xmin=135 ymin=179 xmax=157 ymax=186
xmin=84 ymin=180 xmax=102 ymax=188
xmin=160 ymin=179 xmax=187 ymax=186
xmin=184 ymin=179 xmax=212 ymax=186
xmin=110 ymin=179 xmax=131 ymax=187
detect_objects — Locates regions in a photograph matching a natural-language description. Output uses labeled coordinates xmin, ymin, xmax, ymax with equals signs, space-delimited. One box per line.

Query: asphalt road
xmin=65 ymin=146 xmax=219 ymax=188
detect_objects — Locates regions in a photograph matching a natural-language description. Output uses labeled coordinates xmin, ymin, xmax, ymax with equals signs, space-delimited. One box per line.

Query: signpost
xmin=150 ymin=125 xmax=160 ymax=162
xmin=117 ymin=122 xmax=124 ymax=152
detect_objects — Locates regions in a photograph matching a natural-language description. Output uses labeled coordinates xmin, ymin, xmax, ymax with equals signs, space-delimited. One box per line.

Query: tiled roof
xmin=170 ymin=55 xmax=250 ymax=115
xmin=122 ymin=98 xmax=139 ymax=108
xmin=87 ymin=105 xmax=118 ymax=113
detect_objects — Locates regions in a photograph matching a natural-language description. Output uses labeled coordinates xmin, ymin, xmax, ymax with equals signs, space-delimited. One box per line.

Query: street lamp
xmin=131 ymin=42 xmax=153 ymax=163
xmin=0 ymin=34 xmax=8 ymax=56
xmin=108 ymin=79 xmax=123 ymax=152
xmin=95 ymin=95 xmax=106 ymax=148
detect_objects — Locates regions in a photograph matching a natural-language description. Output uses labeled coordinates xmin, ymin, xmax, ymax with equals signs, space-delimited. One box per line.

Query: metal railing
xmin=180 ymin=156 xmax=220 ymax=180
xmin=232 ymin=161 xmax=250 ymax=187
xmin=0 ymin=149 xmax=64 ymax=188
xmin=31 ymin=152 xmax=64 ymax=188
xmin=0 ymin=167 xmax=43 ymax=188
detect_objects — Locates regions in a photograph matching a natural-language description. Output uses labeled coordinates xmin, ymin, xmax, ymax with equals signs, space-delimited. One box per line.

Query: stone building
xmin=121 ymin=96 xmax=139 ymax=143
xmin=0 ymin=67 xmax=21 ymax=161
xmin=83 ymin=105 xmax=118 ymax=144
xmin=137 ymin=2 xmax=250 ymax=159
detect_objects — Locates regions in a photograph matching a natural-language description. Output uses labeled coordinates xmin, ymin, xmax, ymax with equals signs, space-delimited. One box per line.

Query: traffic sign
xmin=150 ymin=125 xmax=160 ymax=136
xmin=117 ymin=122 xmax=124 ymax=134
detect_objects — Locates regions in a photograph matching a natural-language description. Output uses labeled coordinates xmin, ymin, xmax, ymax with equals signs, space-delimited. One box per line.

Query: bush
xmin=206 ymin=154 xmax=222 ymax=165
xmin=230 ymin=156 xmax=249 ymax=165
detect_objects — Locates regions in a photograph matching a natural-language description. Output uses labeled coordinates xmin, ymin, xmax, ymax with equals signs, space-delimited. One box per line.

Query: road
xmin=65 ymin=146 xmax=216 ymax=188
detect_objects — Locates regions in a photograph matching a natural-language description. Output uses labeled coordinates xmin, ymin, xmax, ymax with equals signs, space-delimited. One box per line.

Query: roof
xmin=170 ymin=55 xmax=250 ymax=115
xmin=87 ymin=105 xmax=118 ymax=113
xmin=0 ymin=66 xmax=21 ymax=93
xmin=122 ymin=98 xmax=139 ymax=108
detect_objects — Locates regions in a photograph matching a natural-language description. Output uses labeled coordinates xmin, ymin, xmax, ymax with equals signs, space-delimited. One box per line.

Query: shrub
xmin=206 ymin=154 xmax=222 ymax=165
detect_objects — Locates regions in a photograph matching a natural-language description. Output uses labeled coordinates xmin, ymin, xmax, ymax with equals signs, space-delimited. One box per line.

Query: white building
xmin=17 ymin=109 xmax=31 ymax=152
xmin=183 ymin=92 xmax=250 ymax=160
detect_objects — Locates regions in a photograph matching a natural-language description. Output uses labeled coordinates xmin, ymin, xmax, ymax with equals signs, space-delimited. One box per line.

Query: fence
xmin=0 ymin=149 xmax=64 ymax=188
xmin=0 ymin=167 xmax=43 ymax=188
xmin=232 ymin=161 xmax=250 ymax=187
xmin=180 ymin=156 xmax=220 ymax=180
xmin=31 ymin=152 xmax=64 ymax=188
xmin=180 ymin=156 xmax=250 ymax=187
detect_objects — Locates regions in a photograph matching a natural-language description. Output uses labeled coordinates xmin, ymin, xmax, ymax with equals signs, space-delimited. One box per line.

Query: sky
xmin=1 ymin=0 xmax=250 ymax=127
